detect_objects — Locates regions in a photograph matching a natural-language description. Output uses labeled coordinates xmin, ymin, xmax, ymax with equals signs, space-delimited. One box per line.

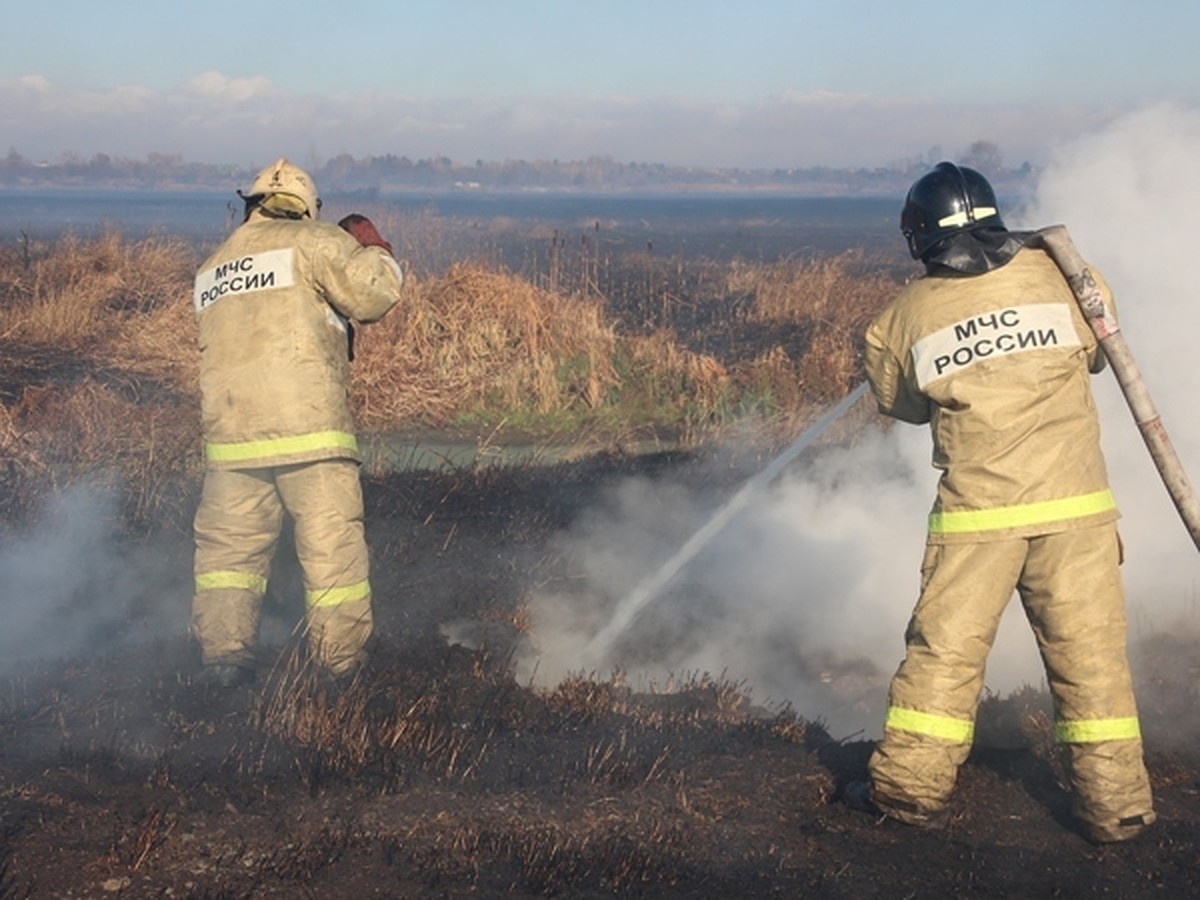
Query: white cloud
xmin=16 ymin=73 xmax=53 ymax=93
xmin=777 ymin=88 xmax=888 ymax=107
xmin=181 ymin=70 xmax=276 ymax=102
xmin=0 ymin=71 xmax=1167 ymax=170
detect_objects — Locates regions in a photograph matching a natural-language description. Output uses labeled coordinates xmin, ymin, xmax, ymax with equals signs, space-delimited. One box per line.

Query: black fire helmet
xmin=900 ymin=161 xmax=1006 ymax=261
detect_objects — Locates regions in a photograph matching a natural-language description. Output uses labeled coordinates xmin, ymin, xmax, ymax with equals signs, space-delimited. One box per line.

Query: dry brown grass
xmin=0 ymin=232 xmax=201 ymax=527
xmin=353 ymin=264 xmax=618 ymax=425
xmin=726 ymin=251 xmax=895 ymax=407
xmin=0 ymin=231 xmax=196 ymax=355
xmin=2 ymin=378 xmax=197 ymax=528
xmin=351 ymin=262 xmax=729 ymax=432
xmin=0 ymin=232 xmax=899 ymax=527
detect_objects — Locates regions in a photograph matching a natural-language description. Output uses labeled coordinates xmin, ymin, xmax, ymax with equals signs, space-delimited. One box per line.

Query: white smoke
xmin=0 ymin=485 xmax=189 ymax=675
xmin=522 ymin=102 xmax=1200 ymax=739
xmin=1017 ymin=102 xmax=1200 ymax=630
xmin=521 ymin=420 xmax=931 ymax=738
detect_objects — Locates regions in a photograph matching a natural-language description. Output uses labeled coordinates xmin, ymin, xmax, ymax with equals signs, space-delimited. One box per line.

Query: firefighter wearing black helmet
xmin=844 ymin=162 xmax=1155 ymax=843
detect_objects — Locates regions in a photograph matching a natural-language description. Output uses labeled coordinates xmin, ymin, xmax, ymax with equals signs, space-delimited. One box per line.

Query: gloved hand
xmin=338 ymin=214 xmax=393 ymax=256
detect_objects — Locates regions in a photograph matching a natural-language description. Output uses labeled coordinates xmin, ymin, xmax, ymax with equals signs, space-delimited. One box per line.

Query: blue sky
xmin=2 ymin=0 xmax=1198 ymax=169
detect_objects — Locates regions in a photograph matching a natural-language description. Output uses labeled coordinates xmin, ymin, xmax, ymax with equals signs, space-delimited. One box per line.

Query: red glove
xmin=338 ymin=214 xmax=393 ymax=256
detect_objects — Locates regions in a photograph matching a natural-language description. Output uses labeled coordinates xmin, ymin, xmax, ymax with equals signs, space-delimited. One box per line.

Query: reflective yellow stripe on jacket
xmin=205 ymin=430 xmax=359 ymax=465
xmin=885 ymin=706 xmax=974 ymax=743
xmin=929 ymin=489 xmax=1116 ymax=536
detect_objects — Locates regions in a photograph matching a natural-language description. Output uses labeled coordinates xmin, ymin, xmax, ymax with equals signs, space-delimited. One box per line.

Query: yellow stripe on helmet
xmin=936 ymin=206 xmax=998 ymax=228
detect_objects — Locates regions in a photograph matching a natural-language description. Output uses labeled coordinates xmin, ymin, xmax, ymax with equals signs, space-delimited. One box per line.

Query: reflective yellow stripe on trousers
xmin=929 ymin=489 xmax=1116 ymax=535
xmin=885 ymin=706 xmax=974 ymax=743
xmin=1056 ymin=717 xmax=1141 ymax=743
xmin=205 ymin=430 xmax=359 ymax=465
xmin=306 ymin=579 xmax=371 ymax=609
xmin=195 ymin=570 xmax=269 ymax=594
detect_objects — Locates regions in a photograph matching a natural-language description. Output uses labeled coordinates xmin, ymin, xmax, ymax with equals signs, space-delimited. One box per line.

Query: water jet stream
xmin=584 ymin=381 xmax=871 ymax=663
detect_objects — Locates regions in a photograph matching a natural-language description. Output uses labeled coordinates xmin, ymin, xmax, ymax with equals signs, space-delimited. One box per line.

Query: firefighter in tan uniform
xmin=844 ymin=162 xmax=1155 ymax=843
xmin=191 ymin=158 xmax=402 ymax=687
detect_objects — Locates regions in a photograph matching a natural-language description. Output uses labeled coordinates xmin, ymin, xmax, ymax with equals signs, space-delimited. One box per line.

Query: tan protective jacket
xmin=193 ymin=211 xmax=402 ymax=469
xmin=865 ymin=246 xmax=1118 ymax=543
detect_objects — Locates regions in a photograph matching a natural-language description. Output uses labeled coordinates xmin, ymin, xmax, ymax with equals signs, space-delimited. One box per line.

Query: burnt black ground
xmin=1 ymin=454 xmax=1198 ymax=898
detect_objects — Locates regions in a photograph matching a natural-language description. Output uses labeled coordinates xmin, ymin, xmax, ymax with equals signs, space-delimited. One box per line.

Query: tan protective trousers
xmin=192 ymin=460 xmax=373 ymax=676
xmin=868 ymin=524 xmax=1155 ymax=841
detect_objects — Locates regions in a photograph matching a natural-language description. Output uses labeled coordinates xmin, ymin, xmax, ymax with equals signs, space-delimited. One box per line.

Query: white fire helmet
xmin=240 ymin=157 xmax=321 ymax=219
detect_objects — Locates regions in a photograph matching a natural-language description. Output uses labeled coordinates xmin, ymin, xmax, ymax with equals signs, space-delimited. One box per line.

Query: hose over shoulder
xmin=1036 ymin=225 xmax=1200 ymax=552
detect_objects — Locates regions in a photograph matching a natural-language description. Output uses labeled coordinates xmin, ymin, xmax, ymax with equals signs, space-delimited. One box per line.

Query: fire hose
xmin=1036 ymin=225 xmax=1200 ymax=552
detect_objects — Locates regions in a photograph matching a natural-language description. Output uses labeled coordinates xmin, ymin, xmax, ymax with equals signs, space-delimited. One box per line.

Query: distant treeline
xmin=0 ymin=145 xmax=1036 ymax=197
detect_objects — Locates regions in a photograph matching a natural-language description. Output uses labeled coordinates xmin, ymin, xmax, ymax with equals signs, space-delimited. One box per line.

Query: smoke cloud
xmin=0 ymin=485 xmax=189 ymax=677
xmin=1018 ymin=102 xmax=1200 ymax=619
xmin=522 ymin=102 xmax=1200 ymax=739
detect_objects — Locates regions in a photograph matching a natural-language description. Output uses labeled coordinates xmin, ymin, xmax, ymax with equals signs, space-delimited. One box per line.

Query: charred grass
xmin=3 ymin=462 xmax=1200 ymax=896
xmin=0 ymin=605 xmax=830 ymax=895
xmin=1 ymin=460 xmax=1199 ymax=896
